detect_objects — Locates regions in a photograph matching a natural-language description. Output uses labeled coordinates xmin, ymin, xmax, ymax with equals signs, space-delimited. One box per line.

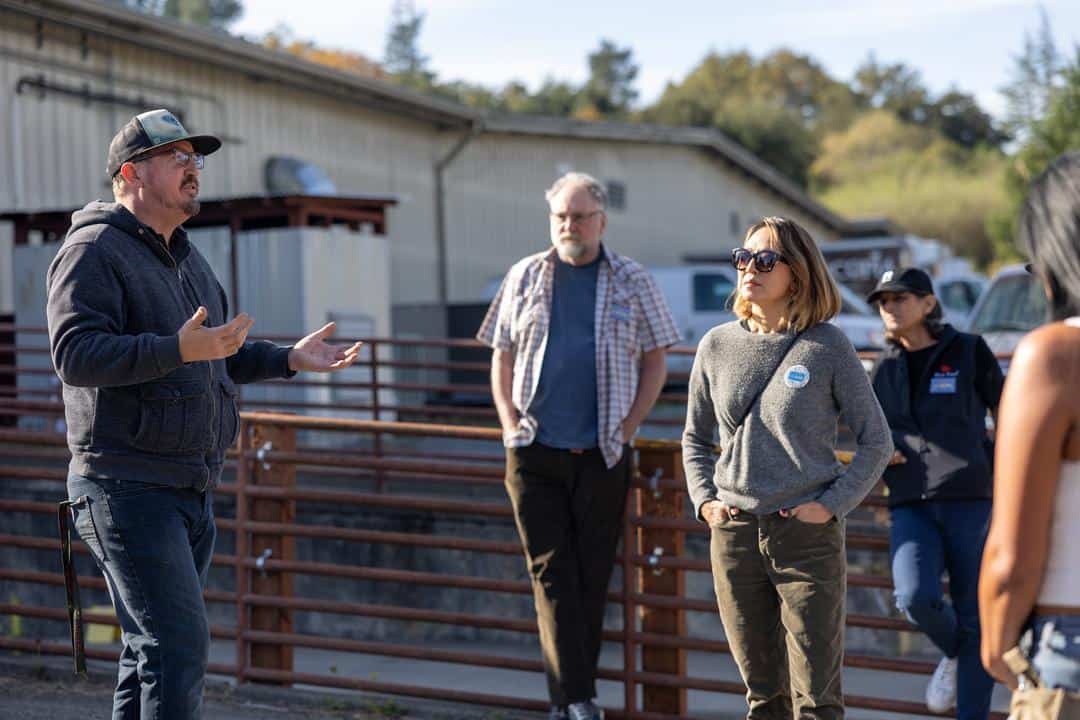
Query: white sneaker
xmin=925 ymin=656 xmax=958 ymax=712
xmin=567 ymin=701 xmax=604 ymax=720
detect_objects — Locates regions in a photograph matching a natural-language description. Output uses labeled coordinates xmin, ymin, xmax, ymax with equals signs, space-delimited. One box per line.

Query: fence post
xmin=635 ymin=440 xmax=688 ymax=716
xmin=621 ymin=471 xmax=637 ymax=717
xmin=247 ymin=420 xmax=296 ymax=683
xmin=234 ymin=418 xmax=250 ymax=683
xmin=369 ymin=339 xmax=385 ymax=493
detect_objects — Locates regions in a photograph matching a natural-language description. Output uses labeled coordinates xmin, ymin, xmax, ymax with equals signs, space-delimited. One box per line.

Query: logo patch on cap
xmin=784 ymin=364 xmax=810 ymax=389
xmin=881 ymin=270 xmax=894 ymax=283
xmin=136 ymin=109 xmax=188 ymax=146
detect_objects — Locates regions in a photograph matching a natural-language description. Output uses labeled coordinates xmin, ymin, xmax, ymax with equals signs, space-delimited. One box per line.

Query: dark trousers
xmin=890 ymin=499 xmax=995 ymax=720
xmin=68 ymin=473 xmax=216 ymax=720
xmin=710 ymin=512 xmax=847 ymax=720
xmin=504 ymin=442 xmax=632 ymax=706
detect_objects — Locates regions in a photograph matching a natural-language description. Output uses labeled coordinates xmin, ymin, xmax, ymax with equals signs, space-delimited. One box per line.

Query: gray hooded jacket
xmin=46 ymin=201 xmax=293 ymax=490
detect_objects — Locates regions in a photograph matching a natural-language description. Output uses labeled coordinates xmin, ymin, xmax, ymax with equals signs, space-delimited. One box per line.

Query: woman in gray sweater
xmin=682 ymin=216 xmax=892 ymax=719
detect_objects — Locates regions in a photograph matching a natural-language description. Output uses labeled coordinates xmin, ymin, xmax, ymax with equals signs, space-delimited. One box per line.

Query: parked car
xmin=650 ymin=265 xmax=884 ymax=379
xmin=934 ymin=273 xmax=987 ymax=329
xmin=966 ymin=264 xmax=1049 ymax=362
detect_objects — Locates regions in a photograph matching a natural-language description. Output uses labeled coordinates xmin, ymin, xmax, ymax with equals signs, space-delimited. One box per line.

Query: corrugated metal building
xmin=0 ymin=0 xmax=890 ymax=335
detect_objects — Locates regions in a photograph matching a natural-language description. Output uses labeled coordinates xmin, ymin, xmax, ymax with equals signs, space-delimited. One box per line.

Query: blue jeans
xmin=68 ymin=473 xmax=216 ymax=720
xmin=890 ymin=499 xmax=995 ymax=720
xmin=1024 ymin=615 xmax=1080 ymax=691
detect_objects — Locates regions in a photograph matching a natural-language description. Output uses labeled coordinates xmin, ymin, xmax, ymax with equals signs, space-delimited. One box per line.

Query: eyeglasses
xmin=132 ymin=147 xmax=205 ymax=171
xmin=550 ymin=210 xmax=603 ymax=227
xmin=731 ymin=248 xmax=789 ymax=273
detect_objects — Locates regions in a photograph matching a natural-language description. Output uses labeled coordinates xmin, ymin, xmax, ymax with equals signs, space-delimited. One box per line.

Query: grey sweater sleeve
xmin=47 ymin=242 xmax=183 ymax=388
xmin=816 ymin=341 xmax=894 ymax=518
xmin=682 ymin=343 xmax=719 ymax=521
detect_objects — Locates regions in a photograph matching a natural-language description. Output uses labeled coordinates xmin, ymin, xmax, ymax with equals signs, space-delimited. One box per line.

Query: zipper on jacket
xmin=153 ymin=232 xmax=221 ymax=452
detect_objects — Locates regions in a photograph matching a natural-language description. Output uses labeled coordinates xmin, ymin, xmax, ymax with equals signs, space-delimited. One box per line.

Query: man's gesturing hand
xmin=288 ymin=322 xmax=363 ymax=373
xmin=178 ymin=307 xmax=255 ymax=363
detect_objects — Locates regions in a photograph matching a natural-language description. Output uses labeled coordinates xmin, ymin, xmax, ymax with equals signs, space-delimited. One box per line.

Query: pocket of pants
xmin=70 ymin=495 xmax=107 ymax=562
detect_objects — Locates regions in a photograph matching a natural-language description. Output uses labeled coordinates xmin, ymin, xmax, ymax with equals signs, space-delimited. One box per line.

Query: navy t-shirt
xmin=532 ymin=254 xmax=600 ymax=449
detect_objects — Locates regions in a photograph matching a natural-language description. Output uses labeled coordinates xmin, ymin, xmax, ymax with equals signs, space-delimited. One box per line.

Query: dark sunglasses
xmin=731 ymin=247 xmax=789 ymax=273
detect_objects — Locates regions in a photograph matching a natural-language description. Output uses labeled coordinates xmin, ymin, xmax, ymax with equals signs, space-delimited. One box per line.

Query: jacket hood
xmin=66 ymin=200 xmax=190 ymax=265
xmin=68 ymin=201 xmax=144 ymax=238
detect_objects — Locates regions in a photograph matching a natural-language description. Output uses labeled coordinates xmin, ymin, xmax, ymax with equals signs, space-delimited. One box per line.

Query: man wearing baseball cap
xmin=47 ymin=109 xmax=362 ymax=718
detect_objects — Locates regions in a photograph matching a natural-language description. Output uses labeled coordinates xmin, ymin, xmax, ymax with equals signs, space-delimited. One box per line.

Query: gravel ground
xmin=0 ymin=655 xmax=536 ymax=720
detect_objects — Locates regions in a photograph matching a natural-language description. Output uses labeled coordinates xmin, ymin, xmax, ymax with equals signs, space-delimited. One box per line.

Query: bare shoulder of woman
xmin=1010 ymin=321 xmax=1080 ymax=384
xmin=1008 ymin=322 xmax=1080 ymax=451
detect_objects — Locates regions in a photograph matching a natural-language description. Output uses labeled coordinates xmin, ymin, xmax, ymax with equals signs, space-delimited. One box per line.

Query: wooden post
xmin=247 ymin=421 xmax=296 ymax=682
xmin=635 ymin=441 xmax=688 ymax=716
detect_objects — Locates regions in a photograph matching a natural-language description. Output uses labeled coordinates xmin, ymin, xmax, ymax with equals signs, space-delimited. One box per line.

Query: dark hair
xmin=882 ymin=292 xmax=946 ymax=346
xmin=923 ymin=296 xmax=946 ymax=337
xmin=1017 ymin=152 xmax=1080 ymax=321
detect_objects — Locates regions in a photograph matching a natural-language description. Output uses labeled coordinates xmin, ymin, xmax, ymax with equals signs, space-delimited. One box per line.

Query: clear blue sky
xmin=232 ymin=0 xmax=1080 ymax=120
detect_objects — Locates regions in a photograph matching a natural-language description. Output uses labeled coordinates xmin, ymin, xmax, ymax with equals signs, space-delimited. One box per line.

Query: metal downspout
xmin=433 ymin=119 xmax=482 ymax=310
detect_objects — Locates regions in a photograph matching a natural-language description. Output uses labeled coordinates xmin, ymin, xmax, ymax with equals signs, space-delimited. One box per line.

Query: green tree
xmin=383 ymin=0 xmax=436 ymax=90
xmin=853 ymin=55 xmax=930 ymax=123
xmin=644 ymin=50 xmax=847 ymax=186
xmin=853 ymin=55 xmax=1005 ymax=149
xmin=715 ymin=101 xmax=819 ymax=188
xmin=989 ymin=50 xmax=1080 ymax=261
xmin=577 ymin=39 xmax=639 ymax=119
xmin=1000 ymin=6 xmax=1060 ymax=142
xmin=754 ymin=49 xmax=860 ymax=133
xmin=926 ymin=90 xmax=1007 ymax=149
xmin=118 ymin=0 xmax=242 ymax=28
xmin=812 ymin=111 xmax=1007 ymax=268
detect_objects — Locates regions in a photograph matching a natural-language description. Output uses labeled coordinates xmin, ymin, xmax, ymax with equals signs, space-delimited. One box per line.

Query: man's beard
xmin=178 ymin=173 xmax=200 ymax=217
xmin=180 ymin=198 xmax=201 ymax=217
xmin=558 ymin=236 xmax=587 ymax=259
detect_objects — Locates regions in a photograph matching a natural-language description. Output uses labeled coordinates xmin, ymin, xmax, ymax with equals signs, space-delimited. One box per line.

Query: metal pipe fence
xmin=0 ymin=325 xmax=1009 ymax=717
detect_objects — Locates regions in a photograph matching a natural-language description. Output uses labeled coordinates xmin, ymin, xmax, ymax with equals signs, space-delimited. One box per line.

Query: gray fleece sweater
xmin=682 ymin=320 xmax=892 ymax=520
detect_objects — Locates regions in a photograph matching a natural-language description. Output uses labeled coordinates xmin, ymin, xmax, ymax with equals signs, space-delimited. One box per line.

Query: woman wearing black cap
xmin=867 ymin=268 xmax=1004 ymax=719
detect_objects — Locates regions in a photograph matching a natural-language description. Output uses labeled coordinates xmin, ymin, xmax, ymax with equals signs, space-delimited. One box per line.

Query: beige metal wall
xmin=0 ymin=7 xmax=847 ymax=318
xmin=0 ymin=9 xmax=445 ymax=313
xmin=441 ymin=134 xmax=839 ymax=302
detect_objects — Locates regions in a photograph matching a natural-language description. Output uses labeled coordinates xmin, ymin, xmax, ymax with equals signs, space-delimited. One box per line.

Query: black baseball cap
xmin=107 ymin=109 xmax=221 ymax=178
xmin=866 ymin=267 xmax=935 ymax=304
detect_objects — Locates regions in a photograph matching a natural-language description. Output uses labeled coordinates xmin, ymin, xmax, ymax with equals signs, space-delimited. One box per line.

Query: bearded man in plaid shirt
xmin=477 ymin=172 xmax=679 ymax=720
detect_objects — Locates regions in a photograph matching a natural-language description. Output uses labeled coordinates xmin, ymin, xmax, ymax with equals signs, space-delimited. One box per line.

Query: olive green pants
xmin=710 ymin=511 xmax=847 ymax=719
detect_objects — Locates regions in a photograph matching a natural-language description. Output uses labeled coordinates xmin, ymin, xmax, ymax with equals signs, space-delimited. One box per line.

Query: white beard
xmin=558 ymin=239 xmax=587 ymax=259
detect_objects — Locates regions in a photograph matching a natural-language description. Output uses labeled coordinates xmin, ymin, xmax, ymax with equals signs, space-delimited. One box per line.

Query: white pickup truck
xmin=650 ymin=264 xmax=885 ymax=377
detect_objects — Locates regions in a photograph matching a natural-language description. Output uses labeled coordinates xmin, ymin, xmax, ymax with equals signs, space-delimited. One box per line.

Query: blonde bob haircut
xmin=732 ymin=216 xmax=842 ymax=333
